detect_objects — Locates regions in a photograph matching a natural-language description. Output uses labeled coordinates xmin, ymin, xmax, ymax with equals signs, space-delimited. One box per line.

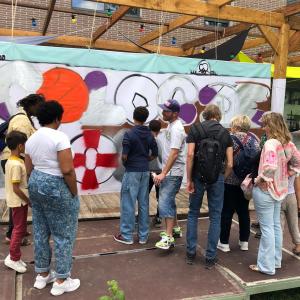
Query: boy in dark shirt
xmin=114 ymin=107 xmax=158 ymax=245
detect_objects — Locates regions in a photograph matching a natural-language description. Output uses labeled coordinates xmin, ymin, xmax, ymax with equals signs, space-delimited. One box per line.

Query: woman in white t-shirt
xmin=25 ymin=101 xmax=80 ymax=296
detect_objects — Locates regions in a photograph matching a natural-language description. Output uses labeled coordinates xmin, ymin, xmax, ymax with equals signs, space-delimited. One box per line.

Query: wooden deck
xmin=0 ymin=190 xmax=209 ymax=222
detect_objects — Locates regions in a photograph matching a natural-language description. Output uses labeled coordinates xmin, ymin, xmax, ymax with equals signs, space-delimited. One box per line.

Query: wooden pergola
xmin=1 ymin=0 xmax=300 ymax=82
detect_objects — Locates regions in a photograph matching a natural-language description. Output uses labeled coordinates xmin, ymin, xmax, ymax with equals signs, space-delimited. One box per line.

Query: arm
xmin=25 ymin=154 xmax=33 ymax=177
xmin=149 ymin=136 xmax=158 ymax=161
xmin=13 ymin=182 xmax=30 ymax=204
xmin=121 ymin=132 xmax=130 ymax=164
xmin=58 ymin=148 xmax=78 ymax=197
xmin=186 ymin=143 xmax=195 ymax=193
xmin=154 ymin=148 xmax=179 ymax=185
xmin=224 ymin=146 xmax=233 ymax=179
xmin=294 ymin=176 xmax=300 ymax=211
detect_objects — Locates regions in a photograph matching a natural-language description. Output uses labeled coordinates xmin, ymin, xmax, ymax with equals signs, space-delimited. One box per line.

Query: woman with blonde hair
xmin=250 ymin=112 xmax=300 ymax=275
xmin=218 ymin=115 xmax=260 ymax=252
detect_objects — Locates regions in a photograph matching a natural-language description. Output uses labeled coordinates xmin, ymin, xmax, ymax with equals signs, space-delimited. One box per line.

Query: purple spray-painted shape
xmin=84 ymin=71 xmax=108 ymax=91
xmin=252 ymin=110 xmax=264 ymax=126
xmin=199 ymin=85 xmax=217 ymax=105
xmin=179 ymin=103 xmax=197 ymax=125
xmin=0 ymin=102 xmax=10 ymax=121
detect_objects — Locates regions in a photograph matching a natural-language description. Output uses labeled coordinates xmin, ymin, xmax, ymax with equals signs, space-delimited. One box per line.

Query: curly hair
xmin=261 ymin=112 xmax=291 ymax=145
xmin=202 ymin=104 xmax=222 ymax=122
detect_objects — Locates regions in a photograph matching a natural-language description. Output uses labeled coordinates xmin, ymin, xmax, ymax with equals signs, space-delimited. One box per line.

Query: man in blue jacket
xmin=114 ymin=106 xmax=158 ymax=245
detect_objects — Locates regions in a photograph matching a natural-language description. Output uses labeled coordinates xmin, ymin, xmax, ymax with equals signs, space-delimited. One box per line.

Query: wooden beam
xmin=139 ymin=15 xmax=197 ymax=46
xmin=289 ymin=31 xmax=300 ymax=52
xmin=288 ymin=16 xmax=300 ymax=31
xmin=274 ymin=23 xmax=290 ymax=79
xmin=92 ymin=0 xmax=284 ymax=27
xmin=281 ymin=1 xmax=300 ymax=17
xmin=242 ymin=37 xmax=266 ymax=50
xmin=257 ymin=25 xmax=279 ymax=54
xmin=92 ymin=5 xmax=130 ymax=42
xmin=208 ymin=0 xmax=234 ymax=7
xmin=0 ymin=27 xmax=184 ymax=56
xmin=0 ymin=0 xmax=255 ymax=34
xmin=42 ymin=0 xmax=56 ymax=36
xmin=182 ymin=23 xmax=251 ymax=51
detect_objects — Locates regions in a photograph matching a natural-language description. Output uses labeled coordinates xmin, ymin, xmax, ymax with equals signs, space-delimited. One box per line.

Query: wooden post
xmin=272 ymin=23 xmax=290 ymax=113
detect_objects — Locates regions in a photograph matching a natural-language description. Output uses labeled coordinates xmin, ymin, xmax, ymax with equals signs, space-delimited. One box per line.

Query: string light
xmin=171 ymin=37 xmax=177 ymax=45
xmin=200 ymin=46 xmax=206 ymax=54
xmin=71 ymin=14 xmax=77 ymax=24
xmin=31 ymin=18 xmax=37 ymax=27
xmin=139 ymin=24 xmax=144 ymax=32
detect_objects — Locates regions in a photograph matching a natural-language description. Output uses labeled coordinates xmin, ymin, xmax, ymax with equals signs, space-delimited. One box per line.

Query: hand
xmin=154 ymin=173 xmax=165 ymax=186
xmin=256 ymin=181 xmax=268 ymax=191
xmin=186 ymin=181 xmax=195 ymax=193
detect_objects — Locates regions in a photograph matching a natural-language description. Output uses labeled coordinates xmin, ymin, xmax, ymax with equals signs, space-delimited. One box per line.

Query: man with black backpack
xmin=186 ymin=104 xmax=233 ymax=269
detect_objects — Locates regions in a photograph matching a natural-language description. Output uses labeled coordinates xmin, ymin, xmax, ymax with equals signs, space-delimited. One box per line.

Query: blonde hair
xmin=261 ymin=112 xmax=291 ymax=145
xmin=202 ymin=104 xmax=222 ymax=122
xmin=230 ymin=115 xmax=251 ymax=133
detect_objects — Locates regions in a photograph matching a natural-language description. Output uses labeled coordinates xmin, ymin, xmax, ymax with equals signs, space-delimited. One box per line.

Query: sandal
xmin=249 ymin=265 xmax=261 ymax=272
xmin=292 ymin=248 xmax=300 ymax=256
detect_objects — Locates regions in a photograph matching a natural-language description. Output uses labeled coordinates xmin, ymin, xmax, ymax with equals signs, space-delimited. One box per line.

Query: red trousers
xmin=10 ymin=205 xmax=28 ymax=261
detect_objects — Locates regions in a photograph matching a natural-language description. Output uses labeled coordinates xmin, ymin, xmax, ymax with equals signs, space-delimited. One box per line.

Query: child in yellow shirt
xmin=4 ymin=131 xmax=29 ymax=273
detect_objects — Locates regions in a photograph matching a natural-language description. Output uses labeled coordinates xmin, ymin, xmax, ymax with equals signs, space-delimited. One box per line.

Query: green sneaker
xmin=155 ymin=235 xmax=175 ymax=250
xmin=159 ymin=226 xmax=182 ymax=238
xmin=173 ymin=226 xmax=183 ymax=238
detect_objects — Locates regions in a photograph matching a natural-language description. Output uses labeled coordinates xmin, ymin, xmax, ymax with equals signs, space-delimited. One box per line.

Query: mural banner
xmin=0 ymin=42 xmax=271 ymax=195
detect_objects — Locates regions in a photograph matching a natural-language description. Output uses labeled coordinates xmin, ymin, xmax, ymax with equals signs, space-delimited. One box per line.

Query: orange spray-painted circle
xmin=37 ymin=67 xmax=89 ymax=123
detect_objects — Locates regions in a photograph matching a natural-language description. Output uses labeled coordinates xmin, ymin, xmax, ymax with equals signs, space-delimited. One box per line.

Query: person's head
xmin=17 ymin=94 xmax=45 ymax=116
xmin=158 ymin=99 xmax=180 ymax=123
xmin=202 ymin=104 xmax=222 ymax=122
xmin=230 ymin=115 xmax=251 ymax=133
xmin=36 ymin=100 xmax=64 ymax=129
xmin=149 ymin=119 xmax=161 ymax=136
xmin=261 ymin=112 xmax=291 ymax=145
xmin=6 ymin=130 xmax=27 ymax=154
xmin=133 ymin=106 xmax=149 ymax=124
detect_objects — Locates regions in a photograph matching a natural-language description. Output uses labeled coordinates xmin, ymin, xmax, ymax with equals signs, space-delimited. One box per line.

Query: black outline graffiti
xmin=114 ymin=74 xmax=159 ymax=125
xmin=132 ymin=92 xmax=149 ymax=108
xmin=191 ymin=59 xmax=217 ymax=76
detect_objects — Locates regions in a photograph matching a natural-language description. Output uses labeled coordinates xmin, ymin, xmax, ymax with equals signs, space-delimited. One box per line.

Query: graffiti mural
xmin=0 ymin=59 xmax=271 ymax=195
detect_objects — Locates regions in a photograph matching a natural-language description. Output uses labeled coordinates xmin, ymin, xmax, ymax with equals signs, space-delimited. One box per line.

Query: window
xmin=203 ymin=18 xmax=230 ymax=28
xmin=71 ymin=0 xmax=140 ymax=17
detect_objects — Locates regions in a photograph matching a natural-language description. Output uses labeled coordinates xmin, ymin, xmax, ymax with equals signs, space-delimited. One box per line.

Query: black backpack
xmin=232 ymin=134 xmax=260 ymax=181
xmin=0 ymin=113 xmax=26 ymax=152
xmin=192 ymin=123 xmax=225 ymax=184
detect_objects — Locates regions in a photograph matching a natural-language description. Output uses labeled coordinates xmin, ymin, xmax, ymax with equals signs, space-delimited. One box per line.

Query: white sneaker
xmin=34 ymin=270 xmax=56 ymax=289
xmin=50 ymin=278 xmax=80 ymax=296
xmin=217 ymin=241 xmax=231 ymax=252
xmin=239 ymin=241 xmax=248 ymax=251
xmin=20 ymin=259 xmax=27 ymax=268
xmin=4 ymin=255 xmax=27 ymax=273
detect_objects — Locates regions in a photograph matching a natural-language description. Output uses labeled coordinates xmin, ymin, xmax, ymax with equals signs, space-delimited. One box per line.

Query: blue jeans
xmin=253 ymin=186 xmax=282 ymax=275
xmin=186 ymin=174 xmax=224 ymax=260
xmin=29 ymin=170 xmax=80 ymax=278
xmin=120 ymin=171 xmax=150 ymax=242
xmin=159 ymin=176 xmax=183 ymax=218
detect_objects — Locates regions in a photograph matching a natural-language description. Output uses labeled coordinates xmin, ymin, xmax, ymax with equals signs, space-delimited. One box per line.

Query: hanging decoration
xmin=106 ymin=8 xmax=112 ymax=17
xmin=171 ymin=37 xmax=177 ymax=45
xmin=31 ymin=18 xmax=37 ymax=27
xmin=256 ymin=53 xmax=264 ymax=63
xmin=71 ymin=14 xmax=77 ymax=24
xmin=139 ymin=24 xmax=144 ymax=32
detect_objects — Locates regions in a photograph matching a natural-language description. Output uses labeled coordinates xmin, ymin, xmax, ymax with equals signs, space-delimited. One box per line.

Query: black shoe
xmin=255 ymin=231 xmax=261 ymax=239
xmin=186 ymin=253 xmax=196 ymax=265
xmin=205 ymin=257 xmax=218 ymax=270
xmin=251 ymin=222 xmax=260 ymax=229
xmin=153 ymin=216 xmax=162 ymax=228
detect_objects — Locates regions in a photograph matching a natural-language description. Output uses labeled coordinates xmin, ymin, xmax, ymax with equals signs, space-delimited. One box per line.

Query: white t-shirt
xmin=25 ymin=127 xmax=71 ymax=177
xmin=159 ymin=119 xmax=186 ymax=177
xmin=288 ymin=175 xmax=295 ymax=195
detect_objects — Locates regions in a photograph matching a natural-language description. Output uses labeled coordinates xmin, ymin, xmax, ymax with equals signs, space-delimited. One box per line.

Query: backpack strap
xmin=231 ymin=135 xmax=244 ymax=155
